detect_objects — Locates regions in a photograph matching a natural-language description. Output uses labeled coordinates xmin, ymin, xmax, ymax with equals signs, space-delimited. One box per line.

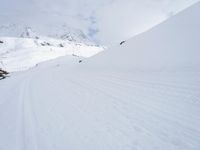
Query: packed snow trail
xmin=0 ymin=63 xmax=200 ymax=150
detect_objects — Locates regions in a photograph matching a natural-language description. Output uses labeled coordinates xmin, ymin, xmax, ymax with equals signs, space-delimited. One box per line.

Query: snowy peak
xmin=60 ymin=31 xmax=87 ymax=43
xmin=47 ymin=25 xmax=95 ymax=45
xmin=20 ymin=27 xmax=39 ymax=39
xmin=0 ymin=24 xmax=96 ymax=45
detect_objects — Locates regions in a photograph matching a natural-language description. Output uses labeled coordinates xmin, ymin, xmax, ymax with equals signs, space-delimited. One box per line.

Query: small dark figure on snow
xmin=41 ymin=43 xmax=45 ymax=46
xmin=0 ymin=40 xmax=3 ymax=44
xmin=79 ymin=60 xmax=83 ymax=63
xmin=120 ymin=41 xmax=126 ymax=45
xmin=46 ymin=42 xmax=51 ymax=46
xmin=0 ymin=68 xmax=9 ymax=80
xmin=59 ymin=43 xmax=64 ymax=47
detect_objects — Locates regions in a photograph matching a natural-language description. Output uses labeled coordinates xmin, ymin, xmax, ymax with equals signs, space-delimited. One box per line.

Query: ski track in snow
xmin=1 ymin=66 xmax=200 ymax=150
xmin=16 ymin=74 xmax=39 ymax=150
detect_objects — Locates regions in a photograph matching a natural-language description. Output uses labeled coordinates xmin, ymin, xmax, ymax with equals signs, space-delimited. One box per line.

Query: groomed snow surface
xmin=0 ymin=2 xmax=200 ymax=150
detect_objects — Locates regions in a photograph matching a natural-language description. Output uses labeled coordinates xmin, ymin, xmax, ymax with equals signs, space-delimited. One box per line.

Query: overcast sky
xmin=0 ymin=0 xmax=199 ymax=45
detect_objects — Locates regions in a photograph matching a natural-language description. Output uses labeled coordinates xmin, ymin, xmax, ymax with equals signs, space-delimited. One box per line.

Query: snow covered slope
xmin=0 ymin=2 xmax=200 ymax=150
xmin=0 ymin=24 xmax=103 ymax=72
xmin=1 ymin=63 xmax=200 ymax=150
xmin=84 ymin=2 xmax=200 ymax=71
xmin=0 ymin=36 xmax=103 ymax=72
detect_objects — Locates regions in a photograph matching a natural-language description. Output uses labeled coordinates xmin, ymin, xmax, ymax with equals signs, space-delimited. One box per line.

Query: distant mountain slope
xmin=0 ymin=24 xmax=95 ymax=44
xmin=84 ymin=2 xmax=200 ymax=71
xmin=0 ymin=36 xmax=103 ymax=72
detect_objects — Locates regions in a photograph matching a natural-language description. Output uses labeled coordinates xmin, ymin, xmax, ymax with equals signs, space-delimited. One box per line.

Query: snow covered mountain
xmin=0 ymin=8 xmax=105 ymax=73
xmin=0 ymin=1 xmax=105 ymax=72
xmin=0 ymin=36 xmax=103 ymax=72
xmin=83 ymin=1 xmax=200 ymax=71
xmin=0 ymin=24 xmax=103 ymax=72
xmin=0 ymin=2 xmax=200 ymax=150
xmin=0 ymin=24 xmax=95 ymax=44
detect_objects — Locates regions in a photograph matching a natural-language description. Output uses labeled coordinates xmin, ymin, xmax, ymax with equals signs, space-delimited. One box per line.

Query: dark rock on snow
xmin=0 ymin=68 xmax=9 ymax=80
